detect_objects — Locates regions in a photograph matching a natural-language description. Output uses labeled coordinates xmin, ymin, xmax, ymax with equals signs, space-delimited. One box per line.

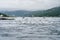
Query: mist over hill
xmin=0 ymin=6 xmax=60 ymax=17
xmin=0 ymin=10 xmax=32 ymax=17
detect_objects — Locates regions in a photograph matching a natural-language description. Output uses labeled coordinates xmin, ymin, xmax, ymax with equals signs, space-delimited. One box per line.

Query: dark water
xmin=0 ymin=17 xmax=60 ymax=40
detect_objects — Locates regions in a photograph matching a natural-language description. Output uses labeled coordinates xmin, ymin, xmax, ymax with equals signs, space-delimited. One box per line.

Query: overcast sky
xmin=0 ymin=0 xmax=60 ymax=11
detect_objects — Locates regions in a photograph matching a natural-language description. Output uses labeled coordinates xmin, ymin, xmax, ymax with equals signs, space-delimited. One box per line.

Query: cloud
xmin=0 ymin=0 xmax=60 ymax=10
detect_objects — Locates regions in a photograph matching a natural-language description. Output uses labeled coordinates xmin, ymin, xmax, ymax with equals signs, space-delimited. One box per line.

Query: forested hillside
xmin=33 ymin=7 xmax=60 ymax=17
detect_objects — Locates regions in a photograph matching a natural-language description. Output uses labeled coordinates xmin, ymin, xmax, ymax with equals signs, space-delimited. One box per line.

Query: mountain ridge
xmin=0 ymin=6 xmax=60 ymax=17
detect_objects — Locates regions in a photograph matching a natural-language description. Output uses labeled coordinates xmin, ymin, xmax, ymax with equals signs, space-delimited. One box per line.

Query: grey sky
xmin=0 ymin=0 xmax=60 ymax=11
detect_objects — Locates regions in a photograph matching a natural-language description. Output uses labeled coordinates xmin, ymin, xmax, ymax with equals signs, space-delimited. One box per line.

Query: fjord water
xmin=0 ymin=17 xmax=60 ymax=40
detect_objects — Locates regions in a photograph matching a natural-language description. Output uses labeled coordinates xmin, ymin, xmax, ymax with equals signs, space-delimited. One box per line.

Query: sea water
xmin=0 ymin=17 xmax=60 ymax=40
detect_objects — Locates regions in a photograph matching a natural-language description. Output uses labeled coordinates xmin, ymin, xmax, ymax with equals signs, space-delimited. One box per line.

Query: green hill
xmin=0 ymin=13 xmax=9 ymax=17
xmin=33 ymin=7 xmax=60 ymax=17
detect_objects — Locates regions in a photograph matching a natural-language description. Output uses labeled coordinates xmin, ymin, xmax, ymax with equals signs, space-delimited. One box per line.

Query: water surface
xmin=0 ymin=17 xmax=60 ymax=40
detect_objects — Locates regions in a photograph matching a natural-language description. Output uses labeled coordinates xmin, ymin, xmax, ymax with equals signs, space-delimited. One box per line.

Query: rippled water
xmin=0 ymin=17 xmax=60 ymax=40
